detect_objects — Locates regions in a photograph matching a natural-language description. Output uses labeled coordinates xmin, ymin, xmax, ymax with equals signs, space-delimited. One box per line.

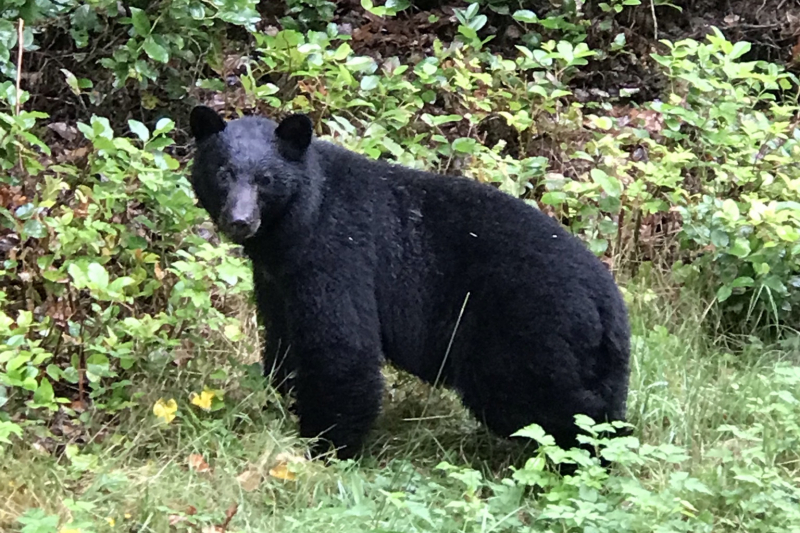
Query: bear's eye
xmin=256 ymin=172 xmax=272 ymax=185
xmin=218 ymin=169 xmax=235 ymax=185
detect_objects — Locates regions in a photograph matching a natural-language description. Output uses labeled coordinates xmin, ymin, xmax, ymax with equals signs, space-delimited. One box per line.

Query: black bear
xmin=188 ymin=106 xmax=631 ymax=459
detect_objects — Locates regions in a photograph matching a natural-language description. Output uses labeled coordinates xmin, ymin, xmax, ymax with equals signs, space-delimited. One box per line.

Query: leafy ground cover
xmin=2 ymin=1 xmax=800 ymax=532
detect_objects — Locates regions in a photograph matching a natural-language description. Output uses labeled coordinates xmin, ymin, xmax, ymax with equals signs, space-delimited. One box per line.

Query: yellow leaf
xmin=268 ymin=462 xmax=296 ymax=481
xmin=190 ymin=389 xmax=215 ymax=411
xmin=153 ymin=398 xmax=178 ymax=423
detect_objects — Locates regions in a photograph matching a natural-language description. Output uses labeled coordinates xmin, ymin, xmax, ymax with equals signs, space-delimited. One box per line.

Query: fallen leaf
xmin=236 ymin=466 xmax=262 ymax=492
xmin=70 ymin=399 xmax=88 ymax=413
xmin=154 ymin=262 xmax=165 ymax=280
xmin=153 ymin=398 xmax=178 ymax=424
xmin=723 ymin=14 xmax=740 ymax=25
xmin=268 ymin=462 xmax=296 ymax=481
xmin=173 ymin=339 xmax=195 ymax=367
xmin=168 ymin=514 xmax=188 ymax=526
xmin=188 ymin=453 xmax=211 ymax=473
xmin=190 ymin=389 xmax=215 ymax=410
xmin=168 ymin=506 xmax=197 ymax=527
xmin=47 ymin=122 xmax=79 ymax=141
xmin=221 ymin=503 xmax=238 ymax=530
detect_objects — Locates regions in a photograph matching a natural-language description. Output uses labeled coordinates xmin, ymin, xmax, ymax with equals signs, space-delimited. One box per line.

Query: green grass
xmin=3 ymin=284 xmax=800 ymax=533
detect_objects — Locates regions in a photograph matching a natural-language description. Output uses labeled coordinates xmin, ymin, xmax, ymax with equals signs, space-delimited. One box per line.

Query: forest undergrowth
xmin=2 ymin=1 xmax=800 ymax=532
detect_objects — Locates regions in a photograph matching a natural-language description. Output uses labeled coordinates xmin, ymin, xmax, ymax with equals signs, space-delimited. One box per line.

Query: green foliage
xmin=1 ymin=0 xmax=260 ymax=96
xmin=246 ymin=15 xmax=800 ymax=328
xmin=649 ymin=28 xmax=800 ymax=326
xmin=1 ymin=1 xmax=800 ymax=530
xmin=282 ymin=0 xmax=337 ymax=31
xmin=242 ymin=14 xmax=800 ymax=330
xmin=0 ymin=88 xmax=252 ymax=447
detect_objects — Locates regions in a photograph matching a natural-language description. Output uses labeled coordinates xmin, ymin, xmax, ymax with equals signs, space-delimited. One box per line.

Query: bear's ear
xmin=275 ymin=114 xmax=313 ymax=161
xmin=190 ymin=106 xmax=226 ymax=142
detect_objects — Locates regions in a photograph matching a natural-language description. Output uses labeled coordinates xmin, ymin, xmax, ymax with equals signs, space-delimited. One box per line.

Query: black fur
xmin=189 ymin=106 xmax=631 ymax=459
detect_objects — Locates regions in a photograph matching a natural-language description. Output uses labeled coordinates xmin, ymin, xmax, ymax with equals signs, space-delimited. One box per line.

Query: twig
xmin=15 ymin=18 xmax=24 ymax=115
xmin=650 ymin=0 xmax=658 ymax=41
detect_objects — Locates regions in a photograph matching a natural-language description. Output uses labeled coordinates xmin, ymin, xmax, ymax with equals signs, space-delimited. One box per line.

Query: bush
xmin=0 ymin=88 xmax=251 ymax=443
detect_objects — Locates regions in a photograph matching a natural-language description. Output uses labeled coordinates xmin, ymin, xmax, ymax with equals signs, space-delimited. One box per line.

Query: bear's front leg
xmin=286 ymin=271 xmax=385 ymax=459
xmin=294 ymin=344 xmax=384 ymax=459
xmin=253 ymin=266 xmax=296 ymax=396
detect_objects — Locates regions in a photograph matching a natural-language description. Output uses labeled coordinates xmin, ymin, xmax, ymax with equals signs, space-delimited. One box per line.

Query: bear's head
xmin=189 ymin=106 xmax=314 ymax=244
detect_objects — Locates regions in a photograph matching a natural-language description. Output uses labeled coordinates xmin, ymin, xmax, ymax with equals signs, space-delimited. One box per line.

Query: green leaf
xmin=728 ymin=238 xmax=751 ymax=258
xmin=86 ymin=353 xmax=110 ymax=381
xmin=710 ymin=229 xmax=729 ymax=248
xmin=593 ymin=116 xmax=614 ymax=130
xmin=345 ymin=56 xmax=376 ymax=73
xmin=512 ymin=10 xmax=538 ymax=23
xmin=87 ymin=263 xmax=109 ymax=290
xmin=452 ymin=137 xmax=477 ymax=153
xmin=16 ymin=311 xmax=32 ymax=329
xmin=469 ymin=14 xmax=487 ymax=31
xmin=22 ymin=219 xmax=47 ymax=239
xmin=60 ymin=68 xmax=81 ymax=95
xmin=0 ymin=421 xmax=22 ymax=444
xmin=6 ymin=353 xmax=31 ymax=372
xmin=716 ymin=285 xmax=732 ymax=302
xmin=512 ymin=424 xmax=556 ymax=446
xmin=33 ymin=377 xmax=54 ymax=405
xmin=556 ymin=41 xmax=574 ymax=63
xmin=729 ymin=41 xmax=751 ymax=60
xmin=16 ymin=508 xmax=58 ymax=533
xmin=541 ymin=191 xmax=566 ymax=206
xmin=223 ymin=322 xmax=242 ymax=341
xmin=360 ymin=75 xmax=379 ymax=91
xmin=143 ymin=36 xmax=169 ymax=63
xmin=332 ymin=43 xmax=352 ymax=61
xmin=154 ymin=117 xmax=175 ymax=136
xmin=721 ymin=199 xmax=740 ymax=220
xmin=590 ymin=168 xmax=622 ymax=197
xmin=109 ymin=277 xmax=135 ymax=292
xmin=189 ymin=4 xmax=205 ymax=19
xmin=589 ymin=238 xmax=609 ymax=255
xmin=68 ymin=262 xmax=88 ymax=288
xmin=128 ymin=119 xmax=150 ymax=142
xmin=129 ymin=7 xmax=151 ymax=37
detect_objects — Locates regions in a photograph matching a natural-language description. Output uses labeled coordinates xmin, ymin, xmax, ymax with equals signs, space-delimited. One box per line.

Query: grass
xmin=2 ymin=281 xmax=800 ymax=532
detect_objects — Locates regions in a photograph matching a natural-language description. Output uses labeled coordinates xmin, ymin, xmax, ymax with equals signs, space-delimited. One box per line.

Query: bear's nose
xmin=230 ymin=217 xmax=252 ymax=232
xmin=226 ymin=216 xmax=259 ymax=242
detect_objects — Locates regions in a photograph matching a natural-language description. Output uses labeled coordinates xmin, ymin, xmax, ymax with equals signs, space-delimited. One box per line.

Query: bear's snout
xmin=221 ymin=183 xmax=260 ymax=242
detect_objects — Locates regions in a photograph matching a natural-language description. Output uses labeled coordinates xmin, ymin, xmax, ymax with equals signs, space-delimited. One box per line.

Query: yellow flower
xmin=106 ymin=517 xmax=116 ymax=527
xmin=153 ymin=398 xmax=178 ymax=423
xmin=59 ymin=528 xmax=82 ymax=533
xmin=190 ymin=389 xmax=216 ymax=411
